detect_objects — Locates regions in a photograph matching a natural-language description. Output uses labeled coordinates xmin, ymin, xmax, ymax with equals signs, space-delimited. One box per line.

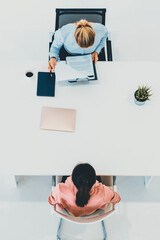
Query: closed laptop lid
xmin=40 ymin=107 xmax=76 ymax=132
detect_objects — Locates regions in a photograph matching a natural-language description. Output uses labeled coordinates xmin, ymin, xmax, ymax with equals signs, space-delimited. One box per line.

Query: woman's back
xmin=48 ymin=176 xmax=121 ymax=217
xmin=50 ymin=22 xmax=108 ymax=58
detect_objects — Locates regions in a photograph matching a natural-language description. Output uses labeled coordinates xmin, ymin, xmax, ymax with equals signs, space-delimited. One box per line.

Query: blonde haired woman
xmin=48 ymin=19 xmax=108 ymax=71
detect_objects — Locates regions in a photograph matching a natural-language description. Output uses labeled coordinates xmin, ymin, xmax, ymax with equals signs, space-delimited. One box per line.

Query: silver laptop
xmin=40 ymin=107 xmax=76 ymax=132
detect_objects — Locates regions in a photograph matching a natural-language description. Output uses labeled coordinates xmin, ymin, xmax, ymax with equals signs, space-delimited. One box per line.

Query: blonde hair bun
xmin=75 ymin=19 xmax=95 ymax=48
xmin=76 ymin=19 xmax=91 ymax=28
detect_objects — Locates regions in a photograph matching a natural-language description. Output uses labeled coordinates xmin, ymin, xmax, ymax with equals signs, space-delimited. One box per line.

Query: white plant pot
xmin=134 ymin=96 xmax=145 ymax=106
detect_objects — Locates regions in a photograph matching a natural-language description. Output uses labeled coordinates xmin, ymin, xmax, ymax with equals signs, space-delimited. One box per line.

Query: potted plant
xmin=134 ymin=86 xmax=152 ymax=106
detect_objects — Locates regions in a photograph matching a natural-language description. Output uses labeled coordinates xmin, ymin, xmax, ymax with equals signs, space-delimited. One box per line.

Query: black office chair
xmin=49 ymin=8 xmax=113 ymax=61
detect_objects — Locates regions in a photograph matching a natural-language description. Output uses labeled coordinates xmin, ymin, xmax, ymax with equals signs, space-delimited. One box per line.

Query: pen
xmin=49 ymin=62 xmax=53 ymax=77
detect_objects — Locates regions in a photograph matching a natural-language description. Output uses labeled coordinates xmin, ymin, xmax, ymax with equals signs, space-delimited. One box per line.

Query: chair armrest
xmin=107 ymin=31 xmax=111 ymax=41
xmin=52 ymin=176 xmax=56 ymax=187
xmin=52 ymin=175 xmax=63 ymax=187
xmin=49 ymin=32 xmax=55 ymax=60
xmin=106 ymin=32 xmax=113 ymax=61
xmin=112 ymin=185 xmax=119 ymax=215
xmin=49 ymin=32 xmax=54 ymax=42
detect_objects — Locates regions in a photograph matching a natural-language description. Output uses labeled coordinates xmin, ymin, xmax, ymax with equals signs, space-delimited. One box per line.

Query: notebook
xmin=37 ymin=72 xmax=55 ymax=97
xmin=40 ymin=107 xmax=76 ymax=132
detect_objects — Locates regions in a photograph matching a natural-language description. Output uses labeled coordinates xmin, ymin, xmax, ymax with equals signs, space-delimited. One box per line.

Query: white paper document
xmin=66 ymin=54 xmax=95 ymax=80
xmin=55 ymin=62 xmax=87 ymax=82
xmin=55 ymin=54 xmax=95 ymax=82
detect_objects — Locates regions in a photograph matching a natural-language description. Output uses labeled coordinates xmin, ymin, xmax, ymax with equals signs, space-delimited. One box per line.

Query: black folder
xmin=37 ymin=72 xmax=55 ymax=97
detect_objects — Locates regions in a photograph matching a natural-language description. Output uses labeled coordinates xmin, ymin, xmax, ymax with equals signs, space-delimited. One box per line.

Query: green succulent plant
xmin=135 ymin=85 xmax=152 ymax=102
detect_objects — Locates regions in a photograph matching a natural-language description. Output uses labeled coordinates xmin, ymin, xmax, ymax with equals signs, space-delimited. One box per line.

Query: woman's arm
xmin=50 ymin=28 xmax=64 ymax=60
xmin=94 ymin=26 xmax=108 ymax=55
xmin=110 ymin=191 xmax=121 ymax=204
xmin=48 ymin=186 xmax=64 ymax=210
xmin=104 ymin=185 xmax=121 ymax=204
xmin=48 ymin=193 xmax=56 ymax=206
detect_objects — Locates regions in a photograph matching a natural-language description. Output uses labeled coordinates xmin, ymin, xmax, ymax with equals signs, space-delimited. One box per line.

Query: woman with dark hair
xmin=48 ymin=163 xmax=121 ymax=217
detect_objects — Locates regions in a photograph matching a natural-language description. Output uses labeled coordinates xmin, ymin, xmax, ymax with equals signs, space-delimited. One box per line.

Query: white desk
xmin=1 ymin=61 xmax=160 ymax=175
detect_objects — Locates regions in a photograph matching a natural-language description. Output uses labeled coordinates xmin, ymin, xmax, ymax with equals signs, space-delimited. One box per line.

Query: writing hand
xmin=48 ymin=57 xmax=57 ymax=71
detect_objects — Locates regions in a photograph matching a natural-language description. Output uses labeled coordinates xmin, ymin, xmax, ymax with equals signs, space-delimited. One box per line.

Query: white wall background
xmin=0 ymin=0 xmax=160 ymax=61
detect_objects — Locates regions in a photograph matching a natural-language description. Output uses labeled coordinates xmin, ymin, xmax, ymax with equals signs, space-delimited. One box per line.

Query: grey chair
xmin=49 ymin=8 xmax=113 ymax=61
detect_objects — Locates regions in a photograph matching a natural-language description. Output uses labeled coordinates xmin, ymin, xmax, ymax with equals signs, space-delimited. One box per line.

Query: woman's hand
xmin=92 ymin=52 xmax=98 ymax=64
xmin=48 ymin=57 xmax=57 ymax=71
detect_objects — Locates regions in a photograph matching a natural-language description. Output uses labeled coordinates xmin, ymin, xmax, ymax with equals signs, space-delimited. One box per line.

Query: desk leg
xmin=52 ymin=176 xmax=56 ymax=187
xmin=144 ymin=176 xmax=152 ymax=188
xmin=9 ymin=175 xmax=18 ymax=188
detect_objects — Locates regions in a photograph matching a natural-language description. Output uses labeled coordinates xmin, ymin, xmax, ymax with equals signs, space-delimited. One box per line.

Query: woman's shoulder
xmin=92 ymin=23 xmax=107 ymax=33
xmin=57 ymin=176 xmax=75 ymax=190
xmin=59 ymin=23 xmax=75 ymax=39
xmin=55 ymin=176 xmax=77 ymax=197
xmin=90 ymin=181 xmax=111 ymax=195
xmin=60 ymin=23 xmax=75 ymax=32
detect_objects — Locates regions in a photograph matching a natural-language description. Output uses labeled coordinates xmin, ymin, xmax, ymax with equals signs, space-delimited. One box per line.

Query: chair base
xmin=57 ymin=218 xmax=107 ymax=240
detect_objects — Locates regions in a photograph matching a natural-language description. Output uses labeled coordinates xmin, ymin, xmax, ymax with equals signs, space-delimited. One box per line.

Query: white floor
xmin=0 ymin=176 xmax=160 ymax=240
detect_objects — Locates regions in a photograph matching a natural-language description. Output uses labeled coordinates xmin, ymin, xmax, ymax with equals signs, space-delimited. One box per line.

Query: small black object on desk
xmin=26 ymin=71 xmax=34 ymax=78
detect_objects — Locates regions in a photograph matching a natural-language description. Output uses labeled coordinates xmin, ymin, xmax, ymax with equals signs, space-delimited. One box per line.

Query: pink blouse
xmin=48 ymin=176 xmax=121 ymax=217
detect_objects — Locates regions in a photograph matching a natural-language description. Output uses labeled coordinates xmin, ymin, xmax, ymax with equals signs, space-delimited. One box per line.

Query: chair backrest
xmin=49 ymin=8 xmax=113 ymax=61
xmin=55 ymin=8 xmax=106 ymax=30
xmin=50 ymin=183 xmax=117 ymax=224
xmin=53 ymin=202 xmax=116 ymax=224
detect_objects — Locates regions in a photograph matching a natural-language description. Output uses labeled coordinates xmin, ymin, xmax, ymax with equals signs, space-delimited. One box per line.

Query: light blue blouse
xmin=50 ymin=23 xmax=108 ymax=60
